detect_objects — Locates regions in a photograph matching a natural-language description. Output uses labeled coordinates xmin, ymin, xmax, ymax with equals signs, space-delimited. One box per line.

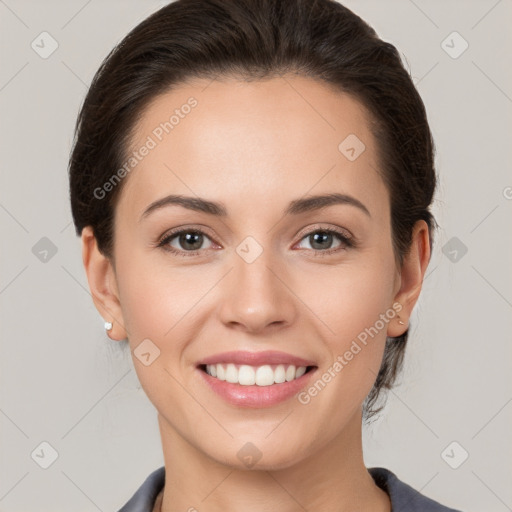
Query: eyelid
xmin=293 ymin=223 xmax=353 ymax=243
xmin=156 ymin=224 xmax=219 ymax=246
xmin=292 ymin=225 xmax=355 ymax=255
xmin=156 ymin=223 xmax=356 ymax=256
xmin=155 ymin=225 xmax=221 ymax=259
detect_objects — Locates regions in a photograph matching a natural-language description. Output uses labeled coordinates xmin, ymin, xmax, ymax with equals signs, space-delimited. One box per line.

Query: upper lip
xmin=197 ymin=350 xmax=317 ymax=368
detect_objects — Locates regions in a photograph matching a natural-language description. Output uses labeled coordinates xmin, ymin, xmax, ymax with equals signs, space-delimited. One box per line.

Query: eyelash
xmin=156 ymin=225 xmax=355 ymax=258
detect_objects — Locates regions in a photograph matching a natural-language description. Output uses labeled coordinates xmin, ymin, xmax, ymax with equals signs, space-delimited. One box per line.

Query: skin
xmin=82 ymin=75 xmax=430 ymax=512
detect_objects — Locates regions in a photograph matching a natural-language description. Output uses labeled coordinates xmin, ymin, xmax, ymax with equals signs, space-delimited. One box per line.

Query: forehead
xmin=118 ymin=75 xmax=388 ymax=221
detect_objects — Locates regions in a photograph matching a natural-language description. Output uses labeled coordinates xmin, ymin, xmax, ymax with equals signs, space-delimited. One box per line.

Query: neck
xmin=156 ymin=408 xmax=391 ymax=512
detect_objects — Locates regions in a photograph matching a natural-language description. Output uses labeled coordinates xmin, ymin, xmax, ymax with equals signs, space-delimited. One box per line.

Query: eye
xmin=156 ymin=225 xmax=354 ymax=258
xmin=295 ymin=228 xmax=353 ymax=255
xmin=157 ymin=228 xmax=216 ymax=256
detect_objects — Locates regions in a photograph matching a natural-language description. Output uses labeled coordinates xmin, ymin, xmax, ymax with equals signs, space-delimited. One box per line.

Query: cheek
xmin=114 ymin=251 xmax=198 ymax=408
xmin=308 ymin=255 xmax=396 ymax=342
xmin=115 ymin=248 xmax=199 ymax=339
xmin=302 ymin=252 xmax=396 ymax=393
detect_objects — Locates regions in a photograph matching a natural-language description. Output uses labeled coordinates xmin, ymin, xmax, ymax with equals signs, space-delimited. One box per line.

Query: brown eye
xmin=296 ymin=229 xmax=352 ymax=253
xmin=307 ymin=231 xmax=337 ymax=250
xmin=158 ymin=229 xmax=215 ymax=256
xmin=174 ymin=231 xmax=205 ymax=251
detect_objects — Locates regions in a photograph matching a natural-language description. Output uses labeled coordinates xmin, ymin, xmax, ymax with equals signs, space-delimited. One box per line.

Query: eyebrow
xmin=139 ymin=192 xmax=371 ymax=221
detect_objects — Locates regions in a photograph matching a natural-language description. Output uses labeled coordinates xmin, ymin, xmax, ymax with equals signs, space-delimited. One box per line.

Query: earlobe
xmin=81 ymin=226 xmax=127 ymax=341
xmin=387 ymin=220 xmax=431 ymax=338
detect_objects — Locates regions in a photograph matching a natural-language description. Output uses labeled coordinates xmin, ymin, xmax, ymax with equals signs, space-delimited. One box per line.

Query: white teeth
xmin=216 ymin=364 xmax=226 ymax=381
xmin=274 ymin=365 xmax=286 ymax=384
xmin=255 ymin=365 xmax=274 ymax=386
xmin=285 ymin=365 xmax=295 ymax=382
xmin=295 ymin=366 xmax=306 ymax=378
xmin=204 ymin=363 xmax=309 ymax=386
xmin=238 ymin=365 xmax=255 ymax=385
xmin=225 ymin=363 xmax=238 ymax=383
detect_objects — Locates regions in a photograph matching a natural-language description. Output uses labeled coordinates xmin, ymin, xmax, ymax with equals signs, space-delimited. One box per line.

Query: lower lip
xmin=197 ymin=366 xmax=317 ymax=408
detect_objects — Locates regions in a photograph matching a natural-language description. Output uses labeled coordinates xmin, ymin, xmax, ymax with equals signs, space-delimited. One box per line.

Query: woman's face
xmin=87 ymin=75 xmax=422 ymax=469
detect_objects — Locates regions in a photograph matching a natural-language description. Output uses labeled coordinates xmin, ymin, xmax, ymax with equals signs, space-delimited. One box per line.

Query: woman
xmin=68 ymin=0 xmax=464 ymax=510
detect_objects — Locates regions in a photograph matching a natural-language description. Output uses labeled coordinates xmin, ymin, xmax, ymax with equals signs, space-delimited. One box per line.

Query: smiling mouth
xmin=198 ymin=363 xmax=317 ymax=386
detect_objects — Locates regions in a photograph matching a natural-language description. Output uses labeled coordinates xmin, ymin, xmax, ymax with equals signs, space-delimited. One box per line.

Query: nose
xmin=217 ymin=245 xmax=297 ymax=334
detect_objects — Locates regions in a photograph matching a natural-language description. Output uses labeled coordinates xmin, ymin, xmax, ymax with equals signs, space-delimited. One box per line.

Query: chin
xmin=203 ymin=439 xmax=310 ymax=472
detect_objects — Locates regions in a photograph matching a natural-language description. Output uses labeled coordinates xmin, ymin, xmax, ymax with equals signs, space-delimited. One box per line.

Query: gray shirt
xmin=117 ymin=466 xmax=464 ymax=511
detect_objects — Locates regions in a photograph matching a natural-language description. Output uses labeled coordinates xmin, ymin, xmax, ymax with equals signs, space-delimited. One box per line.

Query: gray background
xmin=1 ymin=0 xmax=511 ymax=510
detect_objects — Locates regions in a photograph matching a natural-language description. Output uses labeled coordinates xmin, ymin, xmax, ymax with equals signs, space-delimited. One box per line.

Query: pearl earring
xmin=105 ymin=321 xmax=113 ymax=331
xmin=397 ymin=315 xmax=405 ymax=326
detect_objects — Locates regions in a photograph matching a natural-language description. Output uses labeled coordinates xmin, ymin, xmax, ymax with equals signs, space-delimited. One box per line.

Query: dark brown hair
xmin=68 ymin=0 xmax=437 ymax=423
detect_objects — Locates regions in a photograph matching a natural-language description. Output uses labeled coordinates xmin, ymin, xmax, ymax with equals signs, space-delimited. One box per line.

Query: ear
xmin=81 ymin=226 xmax=127 ymax=341
xmin=387 ymin=219 xmax=431 ymax=338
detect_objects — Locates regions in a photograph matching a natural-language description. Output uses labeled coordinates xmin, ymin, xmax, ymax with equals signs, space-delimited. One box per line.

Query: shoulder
xmin=117 ymin=466 xmax=165 ymax=512
xmin=368 ymin=466 xmax=465 ymax=512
